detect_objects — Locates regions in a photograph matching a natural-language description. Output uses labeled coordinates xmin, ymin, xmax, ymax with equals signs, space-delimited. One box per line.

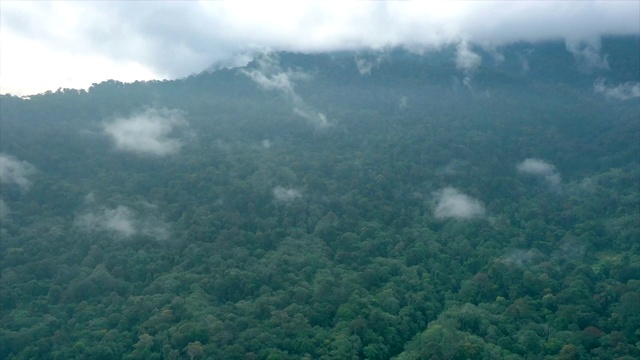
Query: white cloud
xmin=433 ymin=187 xmax=485 ymax=220
xmin=2 ymin=2 xmax=638 ymax=95
xmin=103 ymin=107 xmax=187 ymax=156
xmin=273 ymin=186 xmax=302 ymax=203
xmin=243 ymin=53 xmax=331 ymax=129
xmin=594 ymin=78 xmax=640 ymax=100
xmin=517 ymin=158 xmax=561 ymax=189
xmin=0 ymin=153 xmax=36 ymax=190
xmin=77 ymin=205 xmax=136 ymax=237
xmin=456 ymin=41 xmax=482 ymax=73
xmin=76 ymin=204 xmax=170 ymax=240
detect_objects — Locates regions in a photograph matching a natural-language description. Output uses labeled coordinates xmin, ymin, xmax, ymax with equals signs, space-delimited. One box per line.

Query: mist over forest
xmin=1 ymin=36 xmax=639 ymax=359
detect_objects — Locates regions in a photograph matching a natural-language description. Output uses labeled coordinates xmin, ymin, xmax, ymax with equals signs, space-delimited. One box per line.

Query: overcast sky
xmin=1 ymin=1 xmax=638 ymax=96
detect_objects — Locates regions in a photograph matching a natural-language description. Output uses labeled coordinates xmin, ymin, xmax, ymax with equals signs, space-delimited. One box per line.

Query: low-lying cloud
xmin=242 ymin=53 xmax=331 ymax=129
xmin=594 ymin=78 xmax=640 ymax=100
xmin=354 ymin=53 xmax=386 ymax=75
xmin=76 ymin=204 xmax=170 ymax=240
xmin=517 ymin=158 xmax=561 ymax=189
xmin=565 ymin=39 xmax=610 ymax=72
xmin=103 ymin=107 xmax=188 ymax=156
xmin=273 ymin=186 xmax=302 ymax=203
xmin=456 ymin=41 xmax=482 ymax=74
xmin=433 ymin=187 xmax=485 ymax=220
xmin=0 ymin=153 xmax=36 ymax=190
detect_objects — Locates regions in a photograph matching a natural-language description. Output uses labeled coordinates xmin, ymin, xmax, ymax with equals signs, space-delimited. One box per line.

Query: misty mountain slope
xmin=1 ymin=36 xmax=639 ymax=360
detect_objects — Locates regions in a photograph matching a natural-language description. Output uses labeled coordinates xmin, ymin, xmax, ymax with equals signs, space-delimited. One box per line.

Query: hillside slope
xmin=1 ymin=36 xmax=639 ymax=360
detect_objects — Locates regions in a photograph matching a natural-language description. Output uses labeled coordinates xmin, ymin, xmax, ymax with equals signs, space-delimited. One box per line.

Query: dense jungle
xmin=1 ymin=36 xmax=639 ymax=359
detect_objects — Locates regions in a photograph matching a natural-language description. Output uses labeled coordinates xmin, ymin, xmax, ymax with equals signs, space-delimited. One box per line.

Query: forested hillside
xmin=1 ymin=36 xmax=639 ymax=359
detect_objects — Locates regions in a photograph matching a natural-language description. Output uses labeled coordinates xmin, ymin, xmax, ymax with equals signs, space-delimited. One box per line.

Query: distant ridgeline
xmin=0 ymin=36 xmax=639 ymax=359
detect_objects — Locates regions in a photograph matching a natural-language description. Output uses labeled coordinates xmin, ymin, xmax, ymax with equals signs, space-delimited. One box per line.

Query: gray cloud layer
xmin=2 ymin=2 xmax=638 ymax=94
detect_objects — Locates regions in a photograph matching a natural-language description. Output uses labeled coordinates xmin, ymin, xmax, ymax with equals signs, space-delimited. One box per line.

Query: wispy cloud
xmin=594 ymin=78 xmax=640 ymax=100
xmin=273 ymin=186 xmax=302 ymax=203
xmin=433 ymin=187 xmax=485 ymax=220
xmin=103 ymin=107 xmax=188 ymax=156
xmin=517 ymin=51 xmax=532 ymax=74
xmin=0 ymin=153 xmax=36 ymax=190
xmin=517 ymin=158 xmax=561 ymax=190
xmin=242 ymin=52 xmax=331 ymax=129
xmin=75 ymin=204 xmax=170 ymax=240
xmin=565 ymin=38 xmax=609 ymax=72
xmin=353 ymin=53 xmax=386 ymax=75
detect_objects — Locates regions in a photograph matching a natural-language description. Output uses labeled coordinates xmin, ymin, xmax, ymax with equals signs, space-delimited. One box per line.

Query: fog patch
xmin=433 ymin=187 xmax=485 ymax=220
xmin=84 ymin=192 xmax=97 ymax=204
xmin=517 ymin=158 xmax=561 ymax=190
xmin=594 ymin=78 xmax=640 ymax=100
xmin=242 ymin=52 xmax=332 ymax=129
xmin=579 ymin=177 xmax=597 ymax=192
xmin=398 ymin=96 xmax=408 ymax=110
xmin=273 ymin=186 xmax=302 ymax=203
xmin=438 ymin=160 xmax=472 ymax=178
xmin=103 ymin=107 xmax=188 ymax=156
xmin=76 ymin=204 xmax=170 ymax=240
xmin=557 ymin=235 xmax=585 ymax=260
xmin=500 ymin=249 xmax=542 ymax=267
xmin=0 ymin=153 xmax=36 ymax=190
xmin=0 ymin=199 xmax=10 ymax=219
xmin=519 ymin=55 xmax=530 ymax=74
